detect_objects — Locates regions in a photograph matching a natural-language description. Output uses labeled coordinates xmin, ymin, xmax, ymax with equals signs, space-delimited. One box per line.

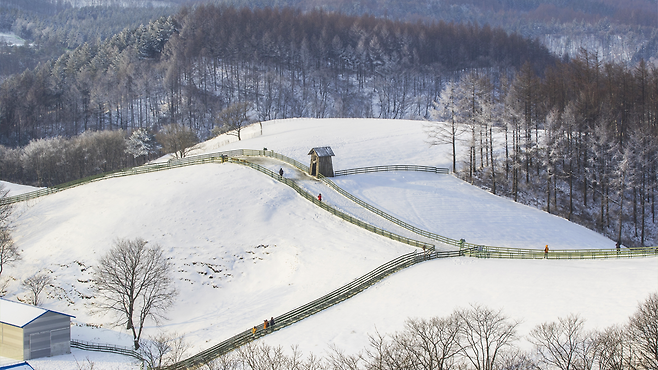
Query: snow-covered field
xmin=3 ymin=118 xmax=657 ymax=369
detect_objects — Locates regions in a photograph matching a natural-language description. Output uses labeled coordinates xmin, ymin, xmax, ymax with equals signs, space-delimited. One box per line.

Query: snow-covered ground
xmin=0 ymin=180 xmax=39 ymax=196
xmin=3 ymin=118 xmax=656 ymax=369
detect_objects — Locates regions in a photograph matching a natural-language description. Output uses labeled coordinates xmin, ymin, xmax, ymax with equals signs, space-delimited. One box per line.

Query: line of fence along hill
xmin=7 ymin=149 xmax=653 ymax=368
xmin=3 ymin=149 xmax=657 ymax=259
xmin=70 ymin=339 xmax=143 ymax=360
xmin=159 ymin=249 xmax=462 ymax=370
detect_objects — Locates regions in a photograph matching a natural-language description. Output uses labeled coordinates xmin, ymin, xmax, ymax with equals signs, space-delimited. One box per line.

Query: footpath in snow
xmin=242 ymin=156 xmax=442 ymax=248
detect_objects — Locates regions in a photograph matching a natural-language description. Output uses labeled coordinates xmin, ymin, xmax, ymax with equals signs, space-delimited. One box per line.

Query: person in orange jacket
xmin=544 ymin=245 xmax=549 ymax=258
xmin=264 ymin=319 xmax=269 ymax=330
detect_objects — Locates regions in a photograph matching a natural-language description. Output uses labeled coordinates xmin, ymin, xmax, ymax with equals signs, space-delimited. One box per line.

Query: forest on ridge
xmin=0 ymin=3 xmax=657 ymax=248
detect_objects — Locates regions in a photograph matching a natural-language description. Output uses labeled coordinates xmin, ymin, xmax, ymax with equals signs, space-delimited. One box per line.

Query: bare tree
xmin=530 ymin=314 xmax=597 ymax=370
xmin=0 ymin=184 xmax=12 ymax=226
xmin=22 ymin=272 xmax=52 ymax=306
xmin=456 ymin=304 xmax=519 ymax=370
xmin=93 ymin=237 xmax=177 ymax=349
xmin=326 ymin=345 xmax=364 ymax=370
xmin=0 ymin=185 xmax=20 ymax=285
xmin=214 ymin=102 xmax=252 ymax=141
xmin=0 ymin=228 xmax=20 ymax=278
xmin=202 ymin=351 xmax=240 ymax=370
xmin=594 ymin=325 xmax=628 ymax=370
xmin=156 ymin=124 xmax=199 ymax=159
xmin=140 ymin=331 xmax=190 ymax=369
xmin=394 ymin=316 xmax=463 ymax=370
xmin=628 ymin=293 xmax=658 ymax=370
xmin=496 ymin=349 xmax=537 ymax=370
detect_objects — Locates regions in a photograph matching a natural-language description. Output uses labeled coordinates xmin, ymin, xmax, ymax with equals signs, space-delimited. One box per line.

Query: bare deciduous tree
xmin=93 ymin=237 xmax=177 ymax=349
xmin=140 ymin=331 xmax=190 ymax=369
xmin=156 ymin=124 xmax=199 ymax=159
xmin=628 ymin=292 xmax=658 ymax=370
xmin=22 ymin=272 xmax=52 ymax=306
xmin=530 ymin=314 xmax=597 ymax=370
xmin=326 ymin=345 xmax=364 ymax=370
xmin=594 ymin=325 xmax=628 ymax=370
xmin=0 ymin=228 xmax=20 ymax=278
xmin=456 ymin=304 xmax=519 ymax=370
xmin=214 ymin=102 xmax=252 ymax=141
xmin=394 ymin=316 xmax=463 ymax=370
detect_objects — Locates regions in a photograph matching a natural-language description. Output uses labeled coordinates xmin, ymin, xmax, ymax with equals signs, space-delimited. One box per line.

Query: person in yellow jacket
xmin=544 ymin=245 xmax=549 ymax=258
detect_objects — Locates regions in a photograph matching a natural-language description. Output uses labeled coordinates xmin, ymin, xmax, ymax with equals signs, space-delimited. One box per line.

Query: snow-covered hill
xmin=4 ymin=118 xmax=656 ymax=369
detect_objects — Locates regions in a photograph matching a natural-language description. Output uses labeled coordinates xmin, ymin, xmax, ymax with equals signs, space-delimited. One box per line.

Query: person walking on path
xmin=269 ymin=317 xmax=275 ymax=328
xmin=263 ymin=319 xmax=269 ymax=330
xmin=252 ymin=326 xmax=257 ymax=336
xmin=318 ymin=193 xmax=322 ymax=202
xmin=544 ymin=245 xmax=549 ymax=258
xmin=279 ymin=168 xmax=284 ymax=178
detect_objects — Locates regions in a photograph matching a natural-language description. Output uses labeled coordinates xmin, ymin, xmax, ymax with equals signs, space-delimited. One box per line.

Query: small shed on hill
xmin=0 ymin=299 xmax=74 ymax=361
xmin=308 ymin=147 xmax=335 ymax=177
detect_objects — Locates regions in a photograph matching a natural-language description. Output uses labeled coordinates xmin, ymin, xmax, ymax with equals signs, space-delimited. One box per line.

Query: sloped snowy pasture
xmin=3 ymin=118 xmax=656 ymax=369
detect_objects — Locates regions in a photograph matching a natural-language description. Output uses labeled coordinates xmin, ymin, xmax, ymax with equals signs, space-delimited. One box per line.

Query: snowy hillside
xmin=3 ymin=118 xmax=656 ymax=369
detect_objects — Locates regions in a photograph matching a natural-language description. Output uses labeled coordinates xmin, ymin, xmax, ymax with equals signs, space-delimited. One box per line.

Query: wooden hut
xmin=308 ymin=147 xmax=335 ymax=177
xmin=0 ymin=299 xmax=74 ymax=361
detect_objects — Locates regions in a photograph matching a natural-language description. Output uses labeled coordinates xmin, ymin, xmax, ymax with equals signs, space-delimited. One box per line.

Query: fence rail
xmin=461 ymin=244 xmax=658 ymax=259
xmin=70 ymin=339 xmax=143 ymax=360
xmin=3 ymin=149 xmax=657 ymax=261
xmin=334 ymin=165 xmax=449 ymax=176
xmin=226 ymin=158 xmax=435 ymax=250
xmin=160 ymin=249 xmax=462 ymax=370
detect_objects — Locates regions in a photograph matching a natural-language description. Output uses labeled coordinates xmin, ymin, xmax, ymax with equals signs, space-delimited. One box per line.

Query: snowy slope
xmin=1 ymin=180 xmax=40 ymax=196
xmin=4 ymin=118 xmax=656 ymax=369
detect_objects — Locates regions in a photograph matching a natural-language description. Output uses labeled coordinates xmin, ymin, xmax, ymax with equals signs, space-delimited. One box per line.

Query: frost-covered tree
xmin=427 ymin=81 xmax=464 ymax=173
xmin=125 ymin=128 xmax=160 ymax=161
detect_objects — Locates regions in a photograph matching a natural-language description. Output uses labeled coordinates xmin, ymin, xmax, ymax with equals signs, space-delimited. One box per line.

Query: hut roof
xmin=0 ymin=298 xmax=74 ymax=328
xmin=308 ymin=147 xmax=335 ymax=157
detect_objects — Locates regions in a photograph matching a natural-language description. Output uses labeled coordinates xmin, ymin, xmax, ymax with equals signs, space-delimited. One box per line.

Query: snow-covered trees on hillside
xmin=125 ymin=128 xmax=160 ymax=160
xmin=0 ymin=6 xmax=555 ymax=147
xmin=427 ymin=50 xmax=658 ymax=247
